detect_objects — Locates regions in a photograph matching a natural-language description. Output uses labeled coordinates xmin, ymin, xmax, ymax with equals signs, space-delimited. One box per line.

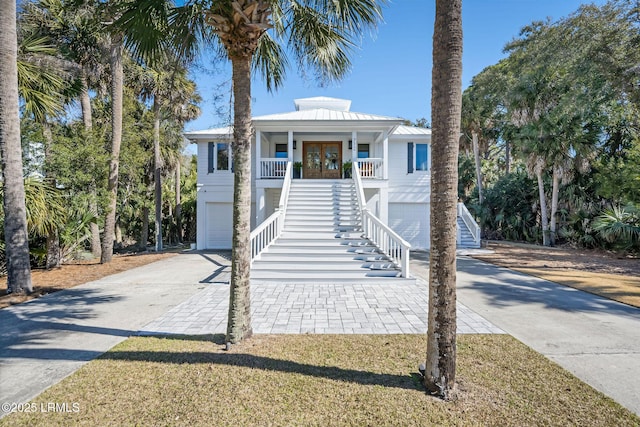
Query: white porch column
xmin=379 ymin=187 xmax=389 ymax=224
xmin=255 ymin=130 xmax=262 ymax=179
xmin=256 ymin=187 xmax=266 ymax=224
xmin=382 ymin=130 xmax=389 ymax=180
xmin=196 ymin=186 xmax=205 ymax=250
xmin=287 ymin=130 xmax=293 ymax=161
xmin=351 ymin=131 xmax=358 ymax=164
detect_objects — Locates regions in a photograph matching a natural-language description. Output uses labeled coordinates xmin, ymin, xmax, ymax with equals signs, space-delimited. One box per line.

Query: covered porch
xmin=255 ymin=129 xmax=390 ymax=180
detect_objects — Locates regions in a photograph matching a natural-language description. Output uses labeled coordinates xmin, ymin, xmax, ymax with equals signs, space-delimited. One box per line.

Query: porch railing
xmin=250 ymin=162 xmax=292 ymax=262
xmin=357 ymin=158 xmax=383 ymax=179
xmin=457 ymin=202 xmax=481 ymax=247
xmin=260 ymin=158 xmax=287 ymax=178
xmin=353 ymin=162 xmax=411 ymax=277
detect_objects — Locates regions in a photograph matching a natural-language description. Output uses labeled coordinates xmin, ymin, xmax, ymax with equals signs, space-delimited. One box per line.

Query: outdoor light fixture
xmin=348 ymin=140 xmax=352 ymax=149
xmin=293 ymin=140 xmax=297 ymax=149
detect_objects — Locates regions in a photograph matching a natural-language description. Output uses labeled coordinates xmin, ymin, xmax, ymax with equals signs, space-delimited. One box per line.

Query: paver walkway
xmin=141 ymin=279 xmax=502 ymax=335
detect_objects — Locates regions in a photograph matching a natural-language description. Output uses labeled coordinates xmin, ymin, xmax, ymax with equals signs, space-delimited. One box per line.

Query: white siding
xmin=205 ymin=202 xmax=233 ymax=249
xmin=389 ymin=203 xmax=430 ymax=249
xmin=387 ymin=140 xmax=430 ymax=203
xmin=265 ymin=188 xmax=282 ymax=217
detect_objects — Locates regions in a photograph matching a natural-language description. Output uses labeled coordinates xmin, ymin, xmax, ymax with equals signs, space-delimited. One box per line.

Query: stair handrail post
xmin=354 ymin=163 xmax=411 ymax=277
xmin=457 ymin=202 xmax=481 ymax=247
xmin=277 ymin=161 xmax=293 ymax=218
xmin=250 ymin=162 xmax=293 ymax=264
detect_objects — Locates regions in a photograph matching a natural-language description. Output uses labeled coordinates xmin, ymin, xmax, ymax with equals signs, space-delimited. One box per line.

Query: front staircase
xmin=251 ymin=179 xmax=410 ymax=282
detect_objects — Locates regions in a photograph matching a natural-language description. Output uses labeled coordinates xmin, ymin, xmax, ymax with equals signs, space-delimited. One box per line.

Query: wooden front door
xmin=303 ymin=142 xmax=342 ymax=179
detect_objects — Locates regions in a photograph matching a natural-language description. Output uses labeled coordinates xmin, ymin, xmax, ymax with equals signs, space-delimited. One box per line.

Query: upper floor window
xmin=208 ymin=141 xmax=231 ymax=173
xmin=407 ymin=142 xmax=429 ymax=173
xmin=275 ymin=144 xmax=288 ymax=159
xmin=357 ymin=143 xmax=370 ymax=159
xmin=416 ymin=143 xmax=428 ymax=171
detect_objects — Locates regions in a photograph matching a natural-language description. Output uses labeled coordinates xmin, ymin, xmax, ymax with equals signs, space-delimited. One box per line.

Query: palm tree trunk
xmin=0 ymin=0 xmax=33 ymax=293
xmin=536 ymin=166 xmax=551 ymax=246
xmin=153 ymin=96 xmax=163 ymax=252
xmin=140 ymin=205 xmax=149 ymax=251
xmin=505 ymin=140 xmax=511 ymax=175
xmin=101 ymin=34 xmax=124 ymax=263
xmin=425 ymin=0 xmax=462 ymax=400
xmin=175 ymin=160 xmax=182 ymax=244
xmin=226 ymin=54 xmax=253 ymax=344
xmin=549 ymin=165 xmax=561 ymax=246
xmin=79 ymin=72 xmax=102 ymax=259
xmin=80 ymin=71 xmax=92 ymax=130
xmin=472 ymin=131 xmax=483 ymax=205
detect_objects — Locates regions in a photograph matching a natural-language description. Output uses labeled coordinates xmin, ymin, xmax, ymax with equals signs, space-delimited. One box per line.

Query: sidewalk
xmin=411 ymin=251 xmax=640 ymax=416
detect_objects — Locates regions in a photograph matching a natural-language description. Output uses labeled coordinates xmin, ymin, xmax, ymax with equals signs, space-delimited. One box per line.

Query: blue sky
xmin=186 ymin=0 xmax=607 ymax=131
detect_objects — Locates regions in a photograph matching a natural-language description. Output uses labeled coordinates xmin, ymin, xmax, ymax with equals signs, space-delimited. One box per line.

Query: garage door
xmin=388 ymin=203 xmax=430 ymax=249
xmin=206 ymin=202 xmax=233 ymax=249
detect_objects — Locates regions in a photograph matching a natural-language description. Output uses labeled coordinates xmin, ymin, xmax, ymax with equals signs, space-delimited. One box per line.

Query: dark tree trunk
xmin=425 ymin=0 xmax=463 ymax=400
xmin=140 ymin=206 xmax=149 ymax=251
xmin=80 ymin=71 xmax=101 ymax=259
xmin=101 ymin=34 xmax=124 ymax=263
xmin=472 ymin=131 xmax=483 ymax=205
xmin=0 ymin=0 xmax=33 ymax=293
xmin=175 ymin=161 xmax=182 ymax=243
xmin=153 ymin=96 xmax=163 ymax=252
xmin=226 ymin=54 xmax=254 ymax=344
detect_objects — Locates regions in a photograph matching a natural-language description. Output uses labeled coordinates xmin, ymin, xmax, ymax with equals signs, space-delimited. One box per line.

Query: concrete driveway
xmin=412 ymin=251 xmax=640 ymax=416
xmin=0 ymin=251 xmax=225 ymax=415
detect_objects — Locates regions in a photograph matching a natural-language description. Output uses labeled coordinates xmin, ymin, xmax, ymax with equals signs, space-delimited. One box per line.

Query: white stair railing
xmin=457 ymin=202 xmax=481 ymax=247
xmin=250 ymin=162 xmax=292 ymax=262
xmin=353 ymin=162 xmax=411 ymax=277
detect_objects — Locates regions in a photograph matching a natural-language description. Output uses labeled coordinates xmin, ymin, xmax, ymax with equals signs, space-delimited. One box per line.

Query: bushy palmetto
xmin=593 ymin=204 xmax=640 ymax=252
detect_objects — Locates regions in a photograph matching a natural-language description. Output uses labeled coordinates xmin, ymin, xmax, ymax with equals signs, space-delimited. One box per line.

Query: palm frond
xmin=253 ymin=32 xmax=288 ymax=92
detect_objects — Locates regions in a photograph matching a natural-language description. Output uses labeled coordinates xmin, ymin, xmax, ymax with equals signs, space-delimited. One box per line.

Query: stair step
xmin=258 ymin=252 xmax=388 ymax=261
xmin=251 ymin=259 xmax=397 ymax=270
xmin=251 ymin=269 xmax=401 ymax=279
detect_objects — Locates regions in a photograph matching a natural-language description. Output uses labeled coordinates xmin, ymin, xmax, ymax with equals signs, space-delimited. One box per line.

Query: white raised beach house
xmin=185 ymin=97 xmax=479 ymax=281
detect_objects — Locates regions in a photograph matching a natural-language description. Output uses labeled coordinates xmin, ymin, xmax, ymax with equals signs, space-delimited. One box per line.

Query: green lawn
xmin=2 ymin=334 xmax=637 ymax=426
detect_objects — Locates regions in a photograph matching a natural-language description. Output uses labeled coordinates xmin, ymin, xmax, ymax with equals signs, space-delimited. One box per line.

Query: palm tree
xmin=203 ymin=0 xmax=384 ymax=344
xmin=424 ymin=0 xmax=463 ymax=400
xmin=20 ymin=0 xmax=107 ymax=259
xmin=0 ymin=0 xmax=33 ymax=294
xmin=131 ymin=59 xmax=200 ymax=251
xmin=119 ymin=0 xmax=384 ymax=343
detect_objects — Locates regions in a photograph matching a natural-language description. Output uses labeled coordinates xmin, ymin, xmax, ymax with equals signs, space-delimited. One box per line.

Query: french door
xmin=302 ymin=142 xmax=342 ymax=179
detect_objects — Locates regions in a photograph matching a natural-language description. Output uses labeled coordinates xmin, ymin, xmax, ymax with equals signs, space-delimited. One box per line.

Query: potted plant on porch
xmin=342 ymin=161 xmax=352 ymax=179
xmin=293 ymin=161 xmax=302 ymax=179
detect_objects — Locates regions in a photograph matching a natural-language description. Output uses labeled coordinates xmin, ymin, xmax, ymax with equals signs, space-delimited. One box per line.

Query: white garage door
xmin=206 ymin=202 xmax=233 ymax=249
xmin=388 ymin=203 xmax=430 ymax=250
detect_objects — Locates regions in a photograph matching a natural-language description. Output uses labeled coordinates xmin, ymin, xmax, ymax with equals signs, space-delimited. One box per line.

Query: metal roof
xmin=184 ymin=126 xmax=233 ymax=140
xmin=391 ymin=125 xmax=432 ymax=136
xmin=294 ymin=96 xmax=351 ymax=112
xmin=253 ymin=108 xmax=402 ymax=123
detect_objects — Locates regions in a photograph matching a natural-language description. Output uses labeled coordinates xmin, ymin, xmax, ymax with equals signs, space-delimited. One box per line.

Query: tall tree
xmin=188 ymin=0 xmax=384 ymax=344
xmin=131 ymin=59 xmax=200 ymax=252
xmin=120 ymin=0 xmax=384 ymax=343
xmin=20 ymin=0 xmax=107 ymax=259
xmin=424 ymin=0 xmax=462 ymax=399
xmin=101 ymin=31 xmax=124 ymax=263
xmin=0 ymin=0 xmax=33 ymax=294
